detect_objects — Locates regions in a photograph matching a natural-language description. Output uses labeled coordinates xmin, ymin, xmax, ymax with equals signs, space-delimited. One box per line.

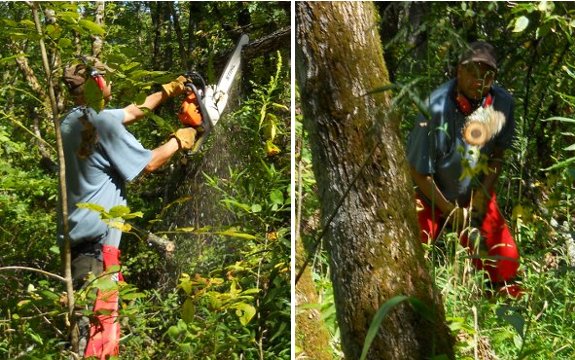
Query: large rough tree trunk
xmin=296 ymin=2 xmax=454 ymax=359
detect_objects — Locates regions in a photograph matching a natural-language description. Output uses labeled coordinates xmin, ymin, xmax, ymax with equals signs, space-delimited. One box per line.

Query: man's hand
xmin=172 ymin=128 xmax=197 ymax=150
xmin=162 ymin=76 xmax=187 ymax=97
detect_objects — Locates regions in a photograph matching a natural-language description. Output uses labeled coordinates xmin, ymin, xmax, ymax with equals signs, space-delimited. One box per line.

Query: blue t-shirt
xmin=406 ymin=79 xmax=515 ymax=205
xmin=59 ymin=107 xmax=152 ymax=246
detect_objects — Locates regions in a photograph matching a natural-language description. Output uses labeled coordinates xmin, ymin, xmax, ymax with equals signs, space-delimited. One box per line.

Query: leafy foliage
xmin=0 ymin=2 xmax=289 ymax=359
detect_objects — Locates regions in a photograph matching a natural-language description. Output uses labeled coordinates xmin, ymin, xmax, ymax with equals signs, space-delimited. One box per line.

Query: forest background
xmin=296 ymin=2 xmax=575 ymax=360
xmin=0 ymin=2 xmax=290 ymax=359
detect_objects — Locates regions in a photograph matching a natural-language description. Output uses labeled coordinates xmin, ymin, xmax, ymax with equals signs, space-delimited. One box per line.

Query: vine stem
xmin=30 ymin=1 xmax=78 ymax=353
xmin=0 ymin=266 xmax=66 ymax=283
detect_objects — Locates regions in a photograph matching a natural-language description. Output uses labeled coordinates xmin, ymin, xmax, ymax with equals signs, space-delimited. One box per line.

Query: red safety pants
xmin=417 ymin=192 xmax=520 ymax=283
xmin=84 ymin=245 xmax=123 ymax=359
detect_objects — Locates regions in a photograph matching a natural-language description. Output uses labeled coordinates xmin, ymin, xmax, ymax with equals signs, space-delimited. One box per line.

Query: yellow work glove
xmin=171 ymin=128 xmax=197 ymax=150
xmin=162 ymin=76 xmax=187 ymax=97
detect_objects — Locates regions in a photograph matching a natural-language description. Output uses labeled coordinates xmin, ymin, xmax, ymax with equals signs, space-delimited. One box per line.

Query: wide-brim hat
xmin=459 ymin=41 xmax=498 ymax=71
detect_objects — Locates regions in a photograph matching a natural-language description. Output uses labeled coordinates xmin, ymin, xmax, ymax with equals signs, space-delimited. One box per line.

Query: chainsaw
xmin=178 ymin=34 xmax=249 ymax=153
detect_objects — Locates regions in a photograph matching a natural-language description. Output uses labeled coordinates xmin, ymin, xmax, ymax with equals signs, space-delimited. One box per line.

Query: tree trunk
xmin=296 ymin=2 xmax=454 ymax=359
xmin=295 ymin=237 xmax=334 ymax=360
xmin=91 ymin=1 xmax=104 ymax=58
xmin=295 ymin=132 xmax=333 ymax=360
xmin=170 ymin=2 xmax=187 ymax=69
xmin=151 ymin=2 xmax=162 ymax=70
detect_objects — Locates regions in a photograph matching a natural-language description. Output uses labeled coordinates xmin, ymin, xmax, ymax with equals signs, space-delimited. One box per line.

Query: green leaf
xmin=106 ymin=220 xmax=131 ymax=232
xmin=178 ymin=274 xmax=193 ymax=294
xmin=564 ymin=143 xmax=575 ymax=151
xmin=17 ymin=300 xmax=31 ymax=308
xmin=233 ymin=302 xmax=256 ymax=325
xmin=181 ymin=298 xmax=195 ymax=323
xmin=269 ymin=189 xmax=284 ymax=205
xmin=543 ymin=116 xmax=575 ymax=123
xmin=84 ymin=78 xmax=105 ymax=112
xmin=0 ymin=54 xmax=27 ymax=65
xmin=215 ymin=229 xmax=257 ymax=240
xmin=108 ymin=205 xmax=130 ymax=218
xmin=121 ymin=292 xmax=145 ymax=300
xmin=77 ymin=202 xmax=105 ymax=213
xmin=58 ymin=38 xmax=73 ymax=49
xmin=513 ymin=16 xmax=530 ymax=32
xmin=221 ymin=199 xmax=251 ymax=212
xmin=58 ymin=11 xmax=80 ymax=23
xmin=92 ymin=276 xmax=117 ymax=292
xmin=360 ymin=295 xmax=410 ymax=360
xmin=20 ymin=19 xmax=35 ymax=28
xmin=166 ymin=325 xmax=181 ymax=339
xmin=27 ymin=330 xmax=44 ymax=345
xmin=251 ymin=203 xmax=262 ymax=213
xmin=270 ymin=102 xmax=289 ymax=111
xmin=2 ymin=19 xmax=17 ymax=27
xmin=240 ymin=288 xmax=261 ymax=296
xmin=543 ymin=156 xmax=575 ymax=171
xmin=79 ymin=19 xmax=106 ymax=35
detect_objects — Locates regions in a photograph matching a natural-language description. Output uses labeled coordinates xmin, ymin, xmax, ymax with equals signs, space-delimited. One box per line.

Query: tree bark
xmin=242 ymin=27 xmax=290 ymax=61
xmin=296 ymin=2 xmax=454 ymax=359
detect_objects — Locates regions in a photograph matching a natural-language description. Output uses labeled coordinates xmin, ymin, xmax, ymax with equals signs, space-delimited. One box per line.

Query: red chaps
xmin=417 ymin=192 xmax=520 ymax=282
xmin=83 ymin=245 xmax=123 ymax=359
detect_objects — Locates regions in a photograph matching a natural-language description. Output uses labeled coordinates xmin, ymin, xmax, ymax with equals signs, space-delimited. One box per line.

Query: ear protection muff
xmin=79 ymin=56 xmax=106 ymax=91
xmin=90 ymin=70 xmax=106 ymax=91
xmin=456 ymin=92 xmax=493 ymax=115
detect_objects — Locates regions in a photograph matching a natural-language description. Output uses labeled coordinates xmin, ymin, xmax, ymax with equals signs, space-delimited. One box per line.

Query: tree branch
xmin=31 ymin=1 xmax=78 ymax=352
xmin=91 ymin=2 xmax=105 ymax=57
xmin=0 ymin=266 xmax=66 ymax=283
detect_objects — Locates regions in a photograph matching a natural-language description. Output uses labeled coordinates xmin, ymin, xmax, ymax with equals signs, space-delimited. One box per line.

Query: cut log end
xmin=463 ymin=121 xmax=489 ymax=146
xmin=146 ymin=233 xmax=175 ymax=255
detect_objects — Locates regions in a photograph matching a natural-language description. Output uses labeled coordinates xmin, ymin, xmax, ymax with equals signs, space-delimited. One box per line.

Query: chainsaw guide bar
xmin=189 ymin=34 xmax=249 ymax=154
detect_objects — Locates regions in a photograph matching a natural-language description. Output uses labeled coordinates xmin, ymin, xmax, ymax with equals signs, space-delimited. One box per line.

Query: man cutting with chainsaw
xmin=60 ymin=57 xmax=225 ymax=358
xmin=406 ymin=42 xmax=521 ymax=296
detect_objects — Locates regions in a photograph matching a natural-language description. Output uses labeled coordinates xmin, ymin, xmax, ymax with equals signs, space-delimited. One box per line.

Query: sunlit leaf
xmin=513 ymin=16 xmax=530 ymax=32
xmin=108 ymin=205 xmax=130 ymax=218
xmin=216 ymin=229 xmax=257 ymax=240
xmin=233 ymin=302 xmax=256 ymax=325
xmin=270 ymin=189 xmax=284 ymax=205
xmin=84 ymin=78 xmax=105 ymax=112
xmin=79 ymin=19 xmax=106 ymax=35
xmin=181 ymin=298 xmax=195 ymax=323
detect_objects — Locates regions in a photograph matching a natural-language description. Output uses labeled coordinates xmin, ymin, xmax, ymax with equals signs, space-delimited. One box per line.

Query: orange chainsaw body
xmin=178 ymin=91 xmax=203 ymax=128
